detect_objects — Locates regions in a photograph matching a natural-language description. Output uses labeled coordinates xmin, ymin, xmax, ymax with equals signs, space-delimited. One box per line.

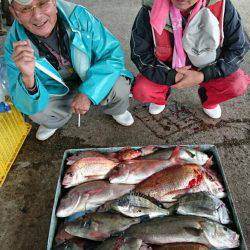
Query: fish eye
xmin=67 ymin=172 xmax=73 ymax=177
xmin=208 ymin=175 xmax=214 ymax=181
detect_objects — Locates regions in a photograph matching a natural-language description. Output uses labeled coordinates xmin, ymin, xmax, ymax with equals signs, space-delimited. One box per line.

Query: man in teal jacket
xmin=4 ymin=0 xmax=134 ymax=140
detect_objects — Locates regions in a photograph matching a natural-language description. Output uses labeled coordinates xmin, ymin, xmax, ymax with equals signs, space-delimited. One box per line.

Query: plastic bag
xmin=0 ymin=56 xmax=9 ymax=98
xmin=0 ymin=56 xmax=11 ymax=112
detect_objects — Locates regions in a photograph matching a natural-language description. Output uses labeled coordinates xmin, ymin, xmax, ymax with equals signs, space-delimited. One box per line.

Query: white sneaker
xmin=36 ymin=125 xmax=57 ymax=141
xmin=203 ymin=105 xmax=222 ymax=119
xmin=149 ymin=103 xmax=166 ymax=115
xmin=112 ymin=110 xmax=134 ymax=126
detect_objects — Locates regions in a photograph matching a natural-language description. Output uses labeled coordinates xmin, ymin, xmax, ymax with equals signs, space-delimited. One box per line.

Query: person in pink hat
xmin=131 ymin=0 xmax=249 ymax=118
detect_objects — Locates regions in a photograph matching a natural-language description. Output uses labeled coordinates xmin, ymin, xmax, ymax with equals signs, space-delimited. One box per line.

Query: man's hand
xmin=71 ymin=93 xmax=91 ymax=115
xmin=173 ymin=68 xmax=204 ymax=89
xmin=12 ymin=40 xmax=35 ymax=89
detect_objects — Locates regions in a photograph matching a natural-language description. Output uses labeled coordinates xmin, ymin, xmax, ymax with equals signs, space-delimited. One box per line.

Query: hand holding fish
xmin=173 ymin=68 xmax=204 ymax=89
xmin=71 ymin=93 xmax=91 ymax=114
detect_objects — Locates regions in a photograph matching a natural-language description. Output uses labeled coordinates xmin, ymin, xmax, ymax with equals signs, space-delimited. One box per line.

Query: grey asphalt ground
xmin=0 ymin=0 xmax=249 ymax=249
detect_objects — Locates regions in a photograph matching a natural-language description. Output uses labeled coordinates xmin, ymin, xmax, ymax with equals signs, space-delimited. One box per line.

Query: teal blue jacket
xmin=4 ymin=0 xmax=133 ymax=115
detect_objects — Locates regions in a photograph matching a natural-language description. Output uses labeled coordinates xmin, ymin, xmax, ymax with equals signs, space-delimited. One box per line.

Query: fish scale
xmin=56 ymin=181 xmax=135 ymax=217
xmin=135 ymin=164 xmax=224 ymax=202
xmin=98 ymin=192 xmax=169 ymax=218
xmin=63 ymin=157 xmax=119 ymax=188
xmin=124 ymin=216 xmax=239 ymax=248
xmin=109 ymin=147 xmax=183 ymax=184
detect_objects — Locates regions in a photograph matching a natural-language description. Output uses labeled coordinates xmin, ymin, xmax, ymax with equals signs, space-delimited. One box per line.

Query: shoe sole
xmin=36 ymin=129 xmax=57 ymax=141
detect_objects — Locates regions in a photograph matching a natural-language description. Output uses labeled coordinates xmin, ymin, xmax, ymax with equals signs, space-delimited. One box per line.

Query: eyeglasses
xmin=13 ymin=0 xmax=54 ymax=16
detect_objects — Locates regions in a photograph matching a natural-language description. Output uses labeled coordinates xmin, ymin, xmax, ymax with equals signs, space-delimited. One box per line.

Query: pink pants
xmin=132 ymin=69 xmax=249 ymax=108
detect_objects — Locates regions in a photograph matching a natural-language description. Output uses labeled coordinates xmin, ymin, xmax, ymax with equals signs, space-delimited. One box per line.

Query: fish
xmin=53 ymin=238 xmax=86 ymax=250
xmin=95 ymin=237 xmax=151 ymax=250
xmin=98 ymin=192 xmax=169 ymax=218
xmin=109 ymin=147 xmax=183 ymax=184
xmin=54 ymin=223 xmax=75 ymax=245
xmin=135 ymin=164 xmax=225 ymax=202
xmin=66 ymin=151 xmax=105 ymax=165
xmin=56 ymin=181 xmax=135 ymax=217
xmin=153 ymin=243 xmax=209 ymax=250
xmin=142 ymin=147 xmax=210 ymax=166
xmin=65 ymin=212 xmax=140 ymax=241
xmin=125 ymin=216 xmax=240 ymax=249
xmin=163 ymin=192 xmax=230 ymax=224
xmin=108 ymin=146 xmax=158 ymax=161
xmin=179 ymin=148 xmax=210 ymax=166
xmin=62 ymin=156 xmax=119 ymax=188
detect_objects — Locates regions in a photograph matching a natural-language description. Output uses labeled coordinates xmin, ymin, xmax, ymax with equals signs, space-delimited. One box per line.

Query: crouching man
xmin=4 ymin=0 xmax=134 ymax=141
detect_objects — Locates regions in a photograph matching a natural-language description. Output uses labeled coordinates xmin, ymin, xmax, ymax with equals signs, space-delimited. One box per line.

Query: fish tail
xmin=170 ymin=146 xmax=184 ymax=165
xmin=171 ymin=146 xmax=180 ymax=159
xmin=204 ymin=156 xmax=213 ymax=168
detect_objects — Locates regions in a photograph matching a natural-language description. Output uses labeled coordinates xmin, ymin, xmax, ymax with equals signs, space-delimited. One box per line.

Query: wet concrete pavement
xmin=0 ymin=0 xmax=249 ymax=249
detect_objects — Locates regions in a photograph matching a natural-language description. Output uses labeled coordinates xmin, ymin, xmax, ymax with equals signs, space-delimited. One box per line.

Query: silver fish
xmin=164 ymin=192 xmax=230 ymax=224
xmin=125 ymin=216 xmax=239 ymax=249
xmin=98 ymin=192 xmax=169 ymax=218
xmin=56 ymin=181 xmax=134 ymax=217
xmin=142 ymin=147 xmax=209 ymax=166
xmin=65 ymin=212 xmax=140 ymax=241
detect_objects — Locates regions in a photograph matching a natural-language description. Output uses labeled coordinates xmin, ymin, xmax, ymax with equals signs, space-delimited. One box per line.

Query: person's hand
xmin=175 ymin=65 xmax=192 ymax=83
xmin=175 ymin=72 xmax=184 ymax=83
xmin=172 ymin=68 xmax=204 ymax=89
xmin=71 ymin=93 xmax=91 ymax=115
xmin=12 ymin=40 xmax=35 ymax=88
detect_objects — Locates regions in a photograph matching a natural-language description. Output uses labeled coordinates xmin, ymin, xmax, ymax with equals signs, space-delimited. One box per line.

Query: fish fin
xmin=69 ymin=195 xmax=82 ymax=215
xmin=170 ymin=146 xmax=180 ymax=159
xmin=184 ymin=227 xmax=203 ymax=236
xmin=203 ymin=156 xmax=213 ymax=168
xmin=140 ymin=145 xmax=159 ymax=156
xmin=130 ymin=192 xmax=164 ymax=207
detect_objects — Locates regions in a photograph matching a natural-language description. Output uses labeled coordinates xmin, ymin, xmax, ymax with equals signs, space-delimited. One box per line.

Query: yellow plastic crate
xmin=0 ymin=101 xmax=31 ymax=187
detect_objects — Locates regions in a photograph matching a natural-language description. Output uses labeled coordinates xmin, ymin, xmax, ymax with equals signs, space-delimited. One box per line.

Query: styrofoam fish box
xmin=47 ymin=145 xmax=247 ymax=250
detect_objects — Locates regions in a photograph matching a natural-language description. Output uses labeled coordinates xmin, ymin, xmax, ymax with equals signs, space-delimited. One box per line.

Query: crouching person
xmin=4 ymin=0 xmax=134 ymax=141
xmin=131 ymin=0 xmax=249 ymax=118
